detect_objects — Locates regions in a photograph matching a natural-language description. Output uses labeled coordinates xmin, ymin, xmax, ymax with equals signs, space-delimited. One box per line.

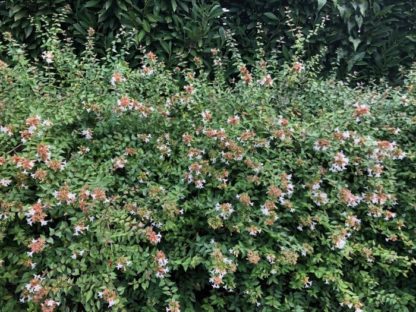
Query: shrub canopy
xmin=0 ymin=26 xmax=416 ymax=311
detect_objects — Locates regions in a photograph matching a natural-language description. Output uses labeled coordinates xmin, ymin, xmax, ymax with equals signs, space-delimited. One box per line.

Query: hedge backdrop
xmin=0 ymin=0 xmax=416 ymax=82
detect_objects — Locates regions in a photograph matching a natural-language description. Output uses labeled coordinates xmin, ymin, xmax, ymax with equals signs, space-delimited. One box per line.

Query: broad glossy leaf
xmin=317 ymin=0 xmax=327 ymax=12
xmin=264 ymin=12 xmax=279 ymax=21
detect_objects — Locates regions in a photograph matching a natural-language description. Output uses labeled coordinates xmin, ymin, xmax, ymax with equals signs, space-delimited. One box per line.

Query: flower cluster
xmin=25 ymin=201 xmax=49 ymax=226
xmin=116 ymin=96 xmax=154 ymax=116
xmin=208 ymin=248 xmax=236 ymax=290
xmin=28 ymin=238 xmax=45 ymax=257
xmin=98 ymin=289 xmax=118 ymax=307
xmin=155 ymin=250 xmax=169 ymax=278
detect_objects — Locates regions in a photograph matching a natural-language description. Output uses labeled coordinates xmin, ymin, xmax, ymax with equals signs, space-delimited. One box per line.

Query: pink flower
xmin=110 ymin=72 xmax=125 ymax=86
xmin=227 ymin=115 xmax=240 ymax=125
xmin=98 ymin=289 xmax=117 ymax=307
xmin=25 ymin=201 xmax=48 ymax=226
xmin=117 ymin=96 xmax=132 ymax=112
xmin=339 ymin=188 xmax=362 ymax=207
xmin=330 ymin=151 xmax=349 ymax=172
xmin=184 ymin=85 xmax=195 ymax=95
xmin=155 ymin=250 xmax=169 ymax=278
xmin=353 ymin=103 xmax=370 ymax=120
xmin=201 ymin=110 xmax=212 ymax=122
xmin=293 ymin=62 xmax=304 ymax=73
xmin=313 ymin=139 xmax=330 ymax=152
xmin=28 ymin=238 xmax=45 ymax=256
xmin=146 ymin=227 xmax=162 ymax=245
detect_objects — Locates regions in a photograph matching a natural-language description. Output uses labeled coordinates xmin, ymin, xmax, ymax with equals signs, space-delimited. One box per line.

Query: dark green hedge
xmin=1 ymin=0 xmax=415 ymax=82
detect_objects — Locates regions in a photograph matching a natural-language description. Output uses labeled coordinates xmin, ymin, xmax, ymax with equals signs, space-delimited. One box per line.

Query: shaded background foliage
xmin=0 ymin=0 xmax=415 ymax=82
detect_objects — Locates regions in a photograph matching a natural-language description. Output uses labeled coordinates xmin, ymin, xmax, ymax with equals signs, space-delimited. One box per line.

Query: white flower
xmin=342 ymin=131 xmax=350 ymax=139
xmin=113 ymin=157 xmax=127 ymax=169
xmin=0 ymin=125 xmax=12 ymax=136
xmin=41 ymin=51 xmax=54 ymax=64
xmin=261 ymin=206 xmax=270 ymax=216
xmin=74 ymin=224 xmax=88 ymax=236
xmin=28 ymin=125 xmax=37 ymax=134
xmin=258 ymin=74 xmax=273 ymax=86
xmin=44 ymin=299 xmax=60 ymax=307
xmin=335 ymin=238 xmax=347 ymax=249
xmin=266 ymin=255 xmax=276 ymax=264
xmin=311 ymin=181 xmax=321 ymax=190
xmin=304 ymin=280 xmax=312 ymax=288
xmin=0 ymin=179 xmax=12 ymax=187
xmin=68 ymin=193 xmax=76 ymax=202
xmin=81 ymin=129 xmax=93 ymax=140
xmin=312 ymin=191 xmax=328 ymax=206
xmin=42 ymin=119 xmax=53 ymax=127
xmin=393 ymin=150 xmax=406 ymax=160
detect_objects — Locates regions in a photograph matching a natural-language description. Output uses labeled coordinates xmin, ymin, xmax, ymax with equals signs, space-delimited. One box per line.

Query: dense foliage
xmin=1 ymin=22 xmax=416 ymax=311
xmin=0 ymin=0 xmax=415 ymax=82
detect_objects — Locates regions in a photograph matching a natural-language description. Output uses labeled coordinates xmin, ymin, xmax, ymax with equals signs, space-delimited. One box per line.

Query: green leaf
xmin=282 ymin=45 xmax=290 ymax=60
xmin=219 ymin=26 xmax=225 ymax=41
xmin=337 ymin=5 xmax=348 ymax=19
xmin=347 ymin=51 xmax=365 ymax=70
xmin=349 ymin=36 xmax=361 ymax=51
xmin=264 ymin=12 xmax=279 ymax=21
xmin=24 ymin=26 xmax=33 ymax=38
xmin=355 ymin=15 xmax=363 ymax=30
xmin=358 ymin=0 xmax=368 ymax=16
xmin=317 ymin=0 xmax=327 ymax=12
xmin=85 ymin=290 xmax=93 ymax=302
xmin=159 ymin=40 xmax=171 ymax=54
xmin=84 ymin=0 xmax=100 ymax=8
xmin=178 ymin=1 xmax=189 ymax=13
xmin=171 ymin=0 xmax=177 ymax=12
xmin=13 ymin=11 xmax=27 ymax=21
xmin=406 ymin=35 xmax=416 ymax=43
xmin=136 ymin=30 xmax=145 ymax=42
xmin=10 ymin=5 xmax=23 ymax=15
xmin=142 ymin=20 xmax=151 ymax=33
xmin=73 ymin=23 xmax=86 ymax=34
xmin=104 ymin=0 xmax=112 ymax=11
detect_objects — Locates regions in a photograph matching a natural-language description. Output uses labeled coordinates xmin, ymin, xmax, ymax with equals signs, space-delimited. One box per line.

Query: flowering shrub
xmin=0 ymin=25 xmax=415 ymax=312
